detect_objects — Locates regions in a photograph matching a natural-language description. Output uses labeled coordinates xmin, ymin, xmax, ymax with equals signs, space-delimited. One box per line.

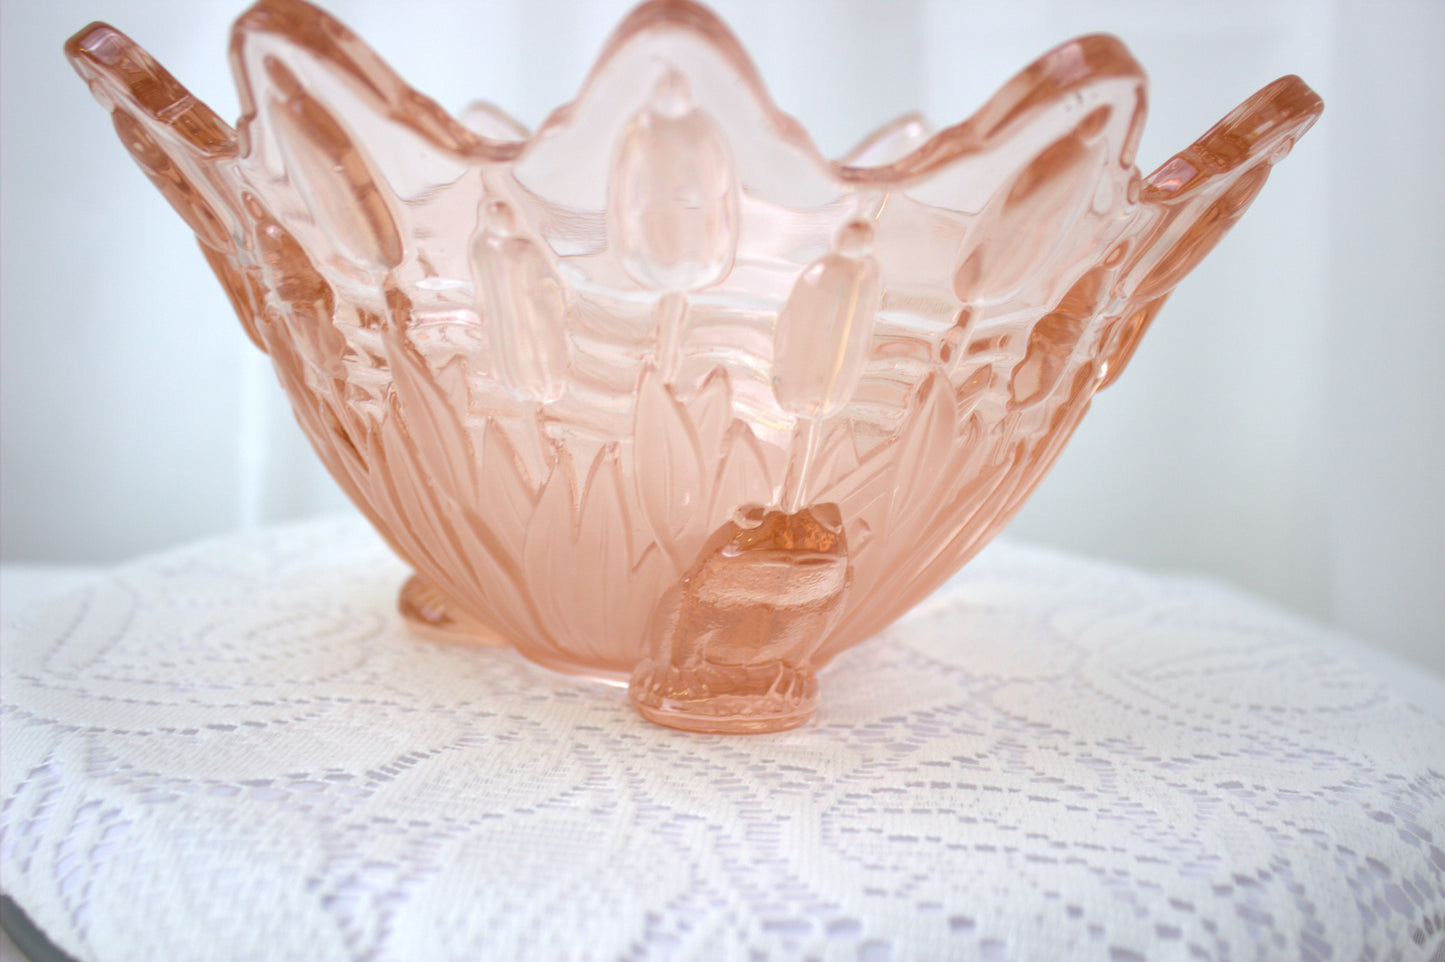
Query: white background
xmin=2 ymin=0 xmax=1441 ymax=672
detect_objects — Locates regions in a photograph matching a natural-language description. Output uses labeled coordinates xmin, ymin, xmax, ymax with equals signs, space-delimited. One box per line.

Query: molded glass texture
xmin=65 ymin=0 xmax=1322 ymax=732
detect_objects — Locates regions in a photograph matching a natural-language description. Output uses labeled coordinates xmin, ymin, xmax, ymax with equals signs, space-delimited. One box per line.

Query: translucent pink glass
xmin=66 ymin=0 xmax=1322 ymax=733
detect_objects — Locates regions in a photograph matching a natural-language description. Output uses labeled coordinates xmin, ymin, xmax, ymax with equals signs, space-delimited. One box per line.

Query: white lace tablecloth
xmin=3 ymin=519 xmax=1443 ymax=962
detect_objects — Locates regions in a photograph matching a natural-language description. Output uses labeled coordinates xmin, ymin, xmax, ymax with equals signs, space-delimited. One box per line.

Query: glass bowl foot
xmin=397 ymin=574 xmax=510 ymax=647
xmin=628 ymin=660 xmax=818 ymax=733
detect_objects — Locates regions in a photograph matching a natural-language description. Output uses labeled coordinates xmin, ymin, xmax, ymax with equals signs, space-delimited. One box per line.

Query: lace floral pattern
xmin=3 ymin=518 xmax=1442 ymax=960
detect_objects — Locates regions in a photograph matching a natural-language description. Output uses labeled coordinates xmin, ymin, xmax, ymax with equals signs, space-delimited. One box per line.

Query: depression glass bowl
xmin=66 ymin=0 xmax=1321 ymax=732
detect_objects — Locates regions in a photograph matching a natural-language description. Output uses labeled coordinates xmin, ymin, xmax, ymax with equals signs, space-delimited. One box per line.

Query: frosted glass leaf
xmin=632 ymin=366 xmax=708 ymax=572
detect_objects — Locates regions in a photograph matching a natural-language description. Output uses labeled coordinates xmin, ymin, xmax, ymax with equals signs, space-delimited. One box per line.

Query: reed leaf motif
xmin=632 ymin=366 xmax=711 ymax=575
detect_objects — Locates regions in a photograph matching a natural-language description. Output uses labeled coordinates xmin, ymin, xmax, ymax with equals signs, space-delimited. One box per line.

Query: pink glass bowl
xmin=66 ymin=0 xmax=1322 ymax=732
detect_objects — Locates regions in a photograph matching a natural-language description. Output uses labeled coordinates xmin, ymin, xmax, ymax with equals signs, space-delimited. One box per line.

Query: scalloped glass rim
xmin=68 ymin=1 xmax=1322 ymax=186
